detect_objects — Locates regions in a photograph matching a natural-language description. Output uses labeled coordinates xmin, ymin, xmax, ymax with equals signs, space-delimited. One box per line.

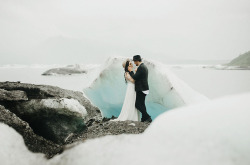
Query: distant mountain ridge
xmin=227 ymin=51 xmax=250 ymax=67
xmin=203 ymin=50 xmax=250 ymax=70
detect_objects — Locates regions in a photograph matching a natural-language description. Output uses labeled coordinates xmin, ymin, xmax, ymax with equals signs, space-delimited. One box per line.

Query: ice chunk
xmin=84 ymin=57 xmax=208 ymax=119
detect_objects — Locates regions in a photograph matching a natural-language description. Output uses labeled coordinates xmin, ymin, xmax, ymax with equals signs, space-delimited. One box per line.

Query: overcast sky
xmin=0 ymin=0 xmax=250 ymax=64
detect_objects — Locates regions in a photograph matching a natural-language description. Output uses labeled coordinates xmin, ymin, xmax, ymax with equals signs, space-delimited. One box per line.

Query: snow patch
xmin=41 ymin=98 xmax=87 ymax=117
xmin=128 ymin=123 xmax=136 ymax=126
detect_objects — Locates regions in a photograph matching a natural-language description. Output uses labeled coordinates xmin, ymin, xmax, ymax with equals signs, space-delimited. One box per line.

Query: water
xmin=168 ymin=66 xmax=250 ymax=99
xmin=0 ymin=66 xmax=97 ymax=91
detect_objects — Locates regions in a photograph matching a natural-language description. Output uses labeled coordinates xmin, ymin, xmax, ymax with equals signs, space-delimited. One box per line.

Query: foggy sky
xmin=0 ymin=0 xmax=250 ymax=64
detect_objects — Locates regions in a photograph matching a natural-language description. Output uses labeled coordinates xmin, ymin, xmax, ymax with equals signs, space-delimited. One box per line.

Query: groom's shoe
xmin=141 ymin=118 xmax=145 ymax=122
xmin=144 ymin=117 xmax=152 ymax=123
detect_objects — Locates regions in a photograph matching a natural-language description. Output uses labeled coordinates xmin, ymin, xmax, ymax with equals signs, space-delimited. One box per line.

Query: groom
xmin=128 ymin=55 xmax=152 ymax=123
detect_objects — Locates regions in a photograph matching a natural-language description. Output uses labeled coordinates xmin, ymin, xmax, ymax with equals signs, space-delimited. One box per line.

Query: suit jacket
xmin=129 ymin=63 xmax=149 ymax=91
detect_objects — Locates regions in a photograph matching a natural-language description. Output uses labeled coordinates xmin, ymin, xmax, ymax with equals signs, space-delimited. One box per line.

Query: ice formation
xmin=84 ymin=57 xmax=208 ymax=119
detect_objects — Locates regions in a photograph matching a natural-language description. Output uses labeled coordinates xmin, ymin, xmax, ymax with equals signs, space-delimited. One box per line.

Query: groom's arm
xmin=129 ymin=67 xmax=143 ymax=81
xmin=129 ymin=71 xmax=135 ymax=79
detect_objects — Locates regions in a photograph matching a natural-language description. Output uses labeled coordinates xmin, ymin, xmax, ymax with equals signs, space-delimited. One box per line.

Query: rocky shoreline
xmin=0 ymin=81 xmax=150 ymax=158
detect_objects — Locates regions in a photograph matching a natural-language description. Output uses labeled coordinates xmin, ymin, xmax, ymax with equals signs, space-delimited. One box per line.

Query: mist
xmin=0 ymin=0 xmax=250 ymax=64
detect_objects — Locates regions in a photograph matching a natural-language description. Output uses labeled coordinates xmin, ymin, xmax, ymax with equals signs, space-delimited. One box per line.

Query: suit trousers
xmin=135 ymin=91 xmax=150 ymax=121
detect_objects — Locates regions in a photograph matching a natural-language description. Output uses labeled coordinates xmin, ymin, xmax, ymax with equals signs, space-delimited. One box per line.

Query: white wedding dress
xmin=112 ymin=77 xmax=140 ymax=121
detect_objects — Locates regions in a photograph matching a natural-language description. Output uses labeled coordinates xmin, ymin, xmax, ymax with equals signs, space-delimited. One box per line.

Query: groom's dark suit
xmin=129 ymin=63 xmax=151 ymax=121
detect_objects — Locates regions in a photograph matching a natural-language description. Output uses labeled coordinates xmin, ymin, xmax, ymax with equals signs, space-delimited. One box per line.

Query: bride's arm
xmin=125 ymin=72 xmax=135 ymax=83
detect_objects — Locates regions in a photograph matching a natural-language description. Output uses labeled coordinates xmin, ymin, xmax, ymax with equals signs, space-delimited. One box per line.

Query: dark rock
xmin=0 ymin=82 xmax=101 ymax=145
xmin=0 ymin=82 xmax=102 ymax=122
xmin=0 ymin=89 xmax=28 ymax=101
xmin=102 ymin=116 xmax=117 ymax=122
xmin=110 ymin=115 xmax=117 ymax=119
xmin=2 ymin=98 xmax=88 ymax=144
xmin=79 ymin=118 xmax=150 ymax=140
xmin=86 ymin=118 xmax=95 ymax=127
xmin=60 ymin=118 xmax=150 ymax=149
xmin=0 ymin=105 xmax=63 ymax=158
xmin=8 ymin=100 xmax=87 ymax=144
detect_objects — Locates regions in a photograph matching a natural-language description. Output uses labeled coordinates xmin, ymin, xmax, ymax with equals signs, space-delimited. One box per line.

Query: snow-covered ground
xmin=0 ymin=123 xmax=45 ymax=165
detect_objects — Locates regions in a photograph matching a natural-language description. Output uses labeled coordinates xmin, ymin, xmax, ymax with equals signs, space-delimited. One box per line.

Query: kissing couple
xmin=112 ymin=55 xmax=152 ymax=123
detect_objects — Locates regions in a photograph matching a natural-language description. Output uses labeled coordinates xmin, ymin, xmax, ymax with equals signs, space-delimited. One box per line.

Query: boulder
xmin=0 ymin=82 xmax=102 ymax=145
xmin=0 ymin=105 xmax=62 ymax=158
xmin=0 ymin=82 xmax=150 ymax=159
xmin=0 ymin=88 xmax=28 ymax=101
xmin=8 ymin=98 xmax=88 ymax=144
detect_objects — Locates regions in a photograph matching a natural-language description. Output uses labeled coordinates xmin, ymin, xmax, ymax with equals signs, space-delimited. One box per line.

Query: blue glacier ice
xmin=84 ymin=57 xmax=208 ymax=120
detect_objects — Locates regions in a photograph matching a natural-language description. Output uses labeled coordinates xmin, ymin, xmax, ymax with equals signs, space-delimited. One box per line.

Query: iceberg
xmin=84 ymin=57 xmax=208 ymax=119
xmin=42 ymin=64 xmax=100 ymax=76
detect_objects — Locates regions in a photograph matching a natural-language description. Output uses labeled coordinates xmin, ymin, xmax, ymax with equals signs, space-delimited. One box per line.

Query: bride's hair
xmin=123 ymin=60 xmax=130 ymax=84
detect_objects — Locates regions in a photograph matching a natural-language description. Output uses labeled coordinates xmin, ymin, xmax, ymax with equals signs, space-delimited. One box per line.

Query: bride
xmin=112 ymin=59 xmax=140 ymax=121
